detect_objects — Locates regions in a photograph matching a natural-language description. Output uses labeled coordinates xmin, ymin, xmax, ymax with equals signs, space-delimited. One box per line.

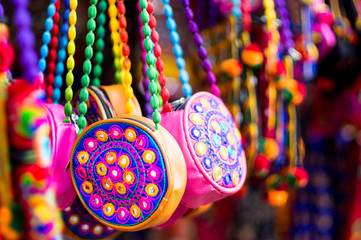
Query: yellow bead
xmin=109 ymin=18 xmax=118 ymax=31
xmin=107 ymin=0 xmax=116 ymax=4
xmin=123 ymin=72 xmax=132 ymax=85
xmin=68 ymin=41 xmax=75 ymax=55
xmin=68 ymin=26 xmax=76 ymax=40
xmin=124 ymin=86 xmax=133 ymax=99
xmin=69 ymin=11 xmax=77 ymax=25
xmin=112 ymin=45 xmax=120 ymax=56
xmin=126 ymin=101 xmax=134 ymax=114
xmin=70 ymin=0 xmax=78 ymax=10
xmin=108 ymin=5 xmax=117 ymax=17
xmin=111 ymin=32 xmax=119 ymax=43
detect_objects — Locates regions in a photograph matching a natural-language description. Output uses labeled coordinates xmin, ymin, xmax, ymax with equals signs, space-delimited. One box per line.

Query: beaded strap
xmin=118 ymin=0 xmax=135 ymax=114
xmin=92 ymin=0 xmax=107 ymax=87
xmin=38 ymin=0 xmax=56 ymax=83
xmin=107 ymin=0 xmax=122 ymax=84
xmin=137 ymin=2 xmax=152 ymax=117
xmin=275 ymin=0 xmax=294 ymax=53
xmin=63 ymin=0 xmax=78 ymax=123
xmin=11 ymin=0 xmax=39 ymax=83
xmin=147 ymin=0 xmax=172 ymax=112
xmin=53 ymin=0 xmax=70 ymax=103
xmin=77 ymin=0 xmax=98 ymax=132
xmin=45 ymin=0 xmax=60 ymax=103
xmin=139 ymin=0 xmax=161 ymax=129
xmin=162 ymin=0 xmax=192 ymax=100
xmin=181 ymin=0 xmax=220 ymax=97
xmin=300 ymin=1 xmax=317 ymax=80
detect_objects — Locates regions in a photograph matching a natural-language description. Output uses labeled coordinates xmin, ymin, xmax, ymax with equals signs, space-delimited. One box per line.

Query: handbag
xmin=69 ymin=0 xmax=187 ymax=231
xmin=159 ymin=0 xmax=247 ymax=210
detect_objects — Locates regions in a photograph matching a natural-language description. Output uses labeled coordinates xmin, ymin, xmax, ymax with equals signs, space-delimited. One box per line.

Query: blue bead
xmin=166 ymin=18 xmax=177 ymax=31
xmin=170 ymin=31 xmax=179 ymax=43
xmin=55 ymin=62 xmax=64 ymax=75
xmin=58 ymin=48 xmax=66 ymax=61
xmin=54 ymin=75 xmax=63 ymax=88
xmin=52 ymin=88 xmax=61 ymax=103
xmin=42 ymin=31 xmax=51 ymax=44
xmin=61 ymin=23 xmax=69 ymax=35
xmin=162 ymin=0 xmax=170 ymax=4
xmin=173 ymin=44 xmax=183 ymax=57
xmin=176 ymin=57 xmax=186 ymax=69
xmin=63 ymin=9 xmax=70 ymax=21
xmin=64 ymin=0 xmax=70 ymax=8
xmin=47 ymin=4 xmax=56 ymax=17
xmin=182 ymin=83 xmax=192 ymax=98
xmin=50 ymin=0 xmax=56 ymax=3
xmin=38 ymin=58 xmax=47 ymax=72
xmin=40 ymin=45 xmax=49 ymax=58
xmin=44 ymin=18 xmax=53 ymax=31
xmin=163 ymin=5 xmax=173 ymax=17
xmin=59 ymin=37 xmax=68 ymax=49
xmin=232 ymin=10 xmax=241 ymax=18
xmin=179 ymin=69 xmax=189 ymax=83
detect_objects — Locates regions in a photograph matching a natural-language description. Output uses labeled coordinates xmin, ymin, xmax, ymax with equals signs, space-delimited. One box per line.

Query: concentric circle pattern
xmin=71 ymin=122 xmax=168 ymax=228
xmin=186 ymin=94 xmax=246 ymax=189
xmin=63 ymin=197 xmax=118 ymax=239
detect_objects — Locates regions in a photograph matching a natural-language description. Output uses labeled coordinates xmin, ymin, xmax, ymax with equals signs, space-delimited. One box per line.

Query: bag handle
xmin=138 ymin=0 xmax=172 ymax=113
xmin=63 ymin=0 xmax=96 ymax=135
xmin=41 ymin=0 xmax=71 ymax=104
xmin=180 ymin=0 xmax=220 ymax=97
xmin=161 ymin=0 xmax=193 ymax=99
xmin=90 ymin=0 xmax=134 ymax=113
xmin=139 ymin=0 xmax=163 ymax=129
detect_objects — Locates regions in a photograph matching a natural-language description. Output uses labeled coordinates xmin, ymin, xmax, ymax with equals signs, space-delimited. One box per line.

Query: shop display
xmin=1 ymin=0 xmax=361 ymax=239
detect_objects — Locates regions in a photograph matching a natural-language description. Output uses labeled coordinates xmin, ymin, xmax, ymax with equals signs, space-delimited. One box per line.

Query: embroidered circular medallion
xmin=63 ymin=198 xmax=118 ymax=239
xmin=185 ymin=92 xmax=246 ymax=189
xmin=71 ymin=121 xmax=168 ymax=228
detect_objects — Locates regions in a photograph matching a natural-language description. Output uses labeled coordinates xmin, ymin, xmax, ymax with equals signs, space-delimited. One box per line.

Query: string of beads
xmin=63 ymin=0 xmax=78 ymax=123
xmin=92 ymin=0 xmax=107 ymax=87
xmin=53 ymin=0 xmax=70 ymax=103
xmin=180 ymin=0 xmax=220 ymax=97
xmin=162 ymin=0 xmax=192 ymax=100
xmin=139 ymin=0 xmax=161 ymax=129
xmin=45 ymin=0 xmax=60 ymax=103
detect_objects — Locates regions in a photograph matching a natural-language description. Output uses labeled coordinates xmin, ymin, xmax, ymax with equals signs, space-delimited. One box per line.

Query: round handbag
xmin=70 ymin=115 xmax=187 ymax=231
xmin=158 ymin=0 xmax=247 ymax=209
xmin=161 ymin=91 xmax=247 ymax=208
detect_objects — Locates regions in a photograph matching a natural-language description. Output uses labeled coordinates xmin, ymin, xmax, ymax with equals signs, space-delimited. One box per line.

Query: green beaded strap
xmin=64 ymin=0 xmax=78 ymax=123
xmin=77 ymin=0 xmax=98 ymax=132
xmin=139 ymin=0 xmax=161 ymax=129
xmin=64 ymin=0 xmax=97 ymax=134
xmin=91 ymin=0 xmax=107 ymax=87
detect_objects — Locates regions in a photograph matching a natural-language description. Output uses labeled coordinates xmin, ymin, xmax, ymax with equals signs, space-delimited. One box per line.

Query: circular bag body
xmin=70 ymin=116 xmax=187 ymax=231
xmin=42 ymin=103 xmax=77 ymax=209
xmin=161 ymin=91 xmax=247 ymax=209
xmin=63 ymin=197 xmax=119 ymax=239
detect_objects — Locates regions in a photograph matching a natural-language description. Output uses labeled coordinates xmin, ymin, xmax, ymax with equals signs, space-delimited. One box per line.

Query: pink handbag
xmin=161 ymin=91 xmax=247 ymax=208
xmin=42 ymin=103 xmax=78 ymax=209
